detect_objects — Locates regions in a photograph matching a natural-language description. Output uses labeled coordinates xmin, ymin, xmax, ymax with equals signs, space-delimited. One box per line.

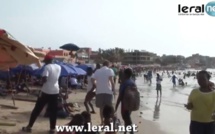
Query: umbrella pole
xmin=17 ymin=68 xmax=24 ymax=84
xmin=8 ymin=71 xmax=15 ymax=106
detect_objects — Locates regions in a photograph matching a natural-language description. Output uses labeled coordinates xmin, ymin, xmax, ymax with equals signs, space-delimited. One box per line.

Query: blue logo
xmin=205 ymin=1 xmax=215 ymax=16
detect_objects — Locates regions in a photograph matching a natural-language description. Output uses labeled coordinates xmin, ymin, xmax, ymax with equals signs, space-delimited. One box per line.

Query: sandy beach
xmin=0 ymin=74 xmax=198 ymax=134
xmin=0 ymin=92 xmax=164 ymax=134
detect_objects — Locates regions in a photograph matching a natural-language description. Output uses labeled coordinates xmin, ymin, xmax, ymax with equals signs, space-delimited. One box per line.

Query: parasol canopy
xmin=28 ymin=47 xmax=46 ymax=58
xmin=60 ymin=43 xmax=80 ymax=51
xmin=0 ymin=29 xmax=41 ymax=70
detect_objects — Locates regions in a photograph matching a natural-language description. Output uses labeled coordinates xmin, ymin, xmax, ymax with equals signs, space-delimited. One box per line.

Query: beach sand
xmin=0 ymin=88 xmax=165 ymax=134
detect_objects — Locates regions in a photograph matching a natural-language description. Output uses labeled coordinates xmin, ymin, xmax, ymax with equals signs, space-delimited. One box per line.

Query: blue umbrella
xmin=0 ymin=70 xmax=14 ymax=80
xmin=10 ymin=64 xmax=39 ymax=74
xmin=33 ymin=63 xmax=77 ymax=76
xmin=60 ymin=43 xmax=80 ymax=51
xmin=73 ymin=67 xmax=86 ymax=75
xmin=33 ymin=66 xmax=45 ymax=76
xmin=76 ymin=64 xmax=89 ymax=71
xmin=60 ymin=64 xmax=77 ymax=76
xmin=65 ymin=64 xmax=86 ymax=75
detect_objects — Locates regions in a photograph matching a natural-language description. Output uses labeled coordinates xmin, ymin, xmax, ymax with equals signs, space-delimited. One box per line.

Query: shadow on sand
xmin=153 ymin=97 xmax=161 ymax=121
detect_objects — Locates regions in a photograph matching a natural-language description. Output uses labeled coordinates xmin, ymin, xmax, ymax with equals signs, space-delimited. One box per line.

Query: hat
xmin=43 ymin=54 xmax=54 ymax=61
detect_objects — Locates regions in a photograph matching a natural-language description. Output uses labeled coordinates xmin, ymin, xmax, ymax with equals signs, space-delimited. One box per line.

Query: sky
xmin=0 ymin=0 xmax=214 ymax=57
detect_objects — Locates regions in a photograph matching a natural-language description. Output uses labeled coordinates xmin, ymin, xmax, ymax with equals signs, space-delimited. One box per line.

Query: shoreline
xmin=129 ymin=105 xmax=166 ymax=134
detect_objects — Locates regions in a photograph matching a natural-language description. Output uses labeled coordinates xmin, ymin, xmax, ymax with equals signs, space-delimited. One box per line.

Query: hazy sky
xmin=1 ymin=0 xmax=214 ymax=57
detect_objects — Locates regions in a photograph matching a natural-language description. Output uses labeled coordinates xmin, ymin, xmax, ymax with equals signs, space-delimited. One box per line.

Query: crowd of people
xmin=20 ymin=54 xmax=138 ymax=134
xmin=3 ymin=53 xmax=214 ymax=134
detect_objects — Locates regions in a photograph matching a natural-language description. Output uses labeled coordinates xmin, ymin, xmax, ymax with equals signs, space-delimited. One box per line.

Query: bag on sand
xmin=123 ymin=84 xmax=140 ymax=111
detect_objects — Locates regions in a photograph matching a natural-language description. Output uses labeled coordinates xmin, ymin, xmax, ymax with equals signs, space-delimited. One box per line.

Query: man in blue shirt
xmin=115 ymin=68 xmax=135 ymax=134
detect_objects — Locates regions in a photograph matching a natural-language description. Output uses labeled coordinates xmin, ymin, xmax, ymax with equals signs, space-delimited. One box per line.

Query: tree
xmin=159 ymin=55 xmax=185 ymax=65
xmin=97 ymin=47 xmax=124 ymax=63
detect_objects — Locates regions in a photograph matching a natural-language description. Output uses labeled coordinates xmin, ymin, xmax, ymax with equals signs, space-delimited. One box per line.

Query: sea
xmin=137 ymin=69 xmax=215 ymax=134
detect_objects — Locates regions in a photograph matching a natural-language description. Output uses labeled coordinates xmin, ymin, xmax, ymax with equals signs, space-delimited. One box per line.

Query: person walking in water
xmin=22 ymin=54 xmax=61 ymax=134
xmin=156 ymin=73 xmax=162 ymax=97
xmin=167 ymin=71 xmax=171 ymax=78
xmin=147 ymin=70 xmax=152 ymax=85
xmin=185 ymin=70 xmax=215 ymax=134
xmin=171 ymin=74 xmax=177 ymax=87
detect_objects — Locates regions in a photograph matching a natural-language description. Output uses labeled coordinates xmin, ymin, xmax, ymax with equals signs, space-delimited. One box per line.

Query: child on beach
xmin=185 ymin=70 xmax=215 ymax=134
xmin=45 ymin=96 xmax=69 ymax=119
xmin=81 ymin=111 xmax=100 ymax=134
xmin=58 ymin=114 xmax=85 ymax=134
xmin=84 ymin=67 xmax=96 ymax=113
xmin=103 ymin=105 xmax=117 ymax=134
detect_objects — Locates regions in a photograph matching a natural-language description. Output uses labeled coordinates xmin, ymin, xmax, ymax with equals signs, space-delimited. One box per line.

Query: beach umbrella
xmin=10 ymin=64 xmax=39 ymax=74
xmin=33 ymin=66 xmax=45 ymax=76
xmin=0 ymin=70 xmax=14 ymax=80
xmin=76 ymin=64 xmax=89 ymax=71
xmin=59 ymin=43 xmax=80 ymax=51
xmin=73 ymin=66 xmax=86 ymax=75
xmin=33 ymin=63 xmax=77 ymax=76
xmin=28 ymin=47 xmax=46 ymax=60
xmin=65 ymin=64 xmax=86 ymax=75
xmin=0 ymin=29 xmax=41 ymax=70
xmin=60 ymin=64 xmax=77 ymax=76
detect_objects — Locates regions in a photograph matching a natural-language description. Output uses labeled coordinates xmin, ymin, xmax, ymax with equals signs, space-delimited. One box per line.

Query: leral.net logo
xmin=178 ymin=1 xmax=215 ymax=16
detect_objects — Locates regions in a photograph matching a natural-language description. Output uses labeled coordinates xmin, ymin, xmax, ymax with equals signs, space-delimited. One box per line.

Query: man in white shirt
xmin=22 ymin=54 xmax=61 ymax=134
xmin=91 ymin=60 xmax=115 ymax=124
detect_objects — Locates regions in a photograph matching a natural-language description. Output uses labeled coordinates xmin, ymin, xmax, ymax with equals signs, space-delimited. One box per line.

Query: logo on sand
xmin=178 ymin=1 xmax=215 ymax=16
xmin=206 ymin=1 xmax=215 ymax=16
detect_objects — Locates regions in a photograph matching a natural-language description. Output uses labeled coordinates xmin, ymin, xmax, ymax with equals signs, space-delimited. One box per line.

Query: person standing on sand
xmin=91 ymin=60 xmax=115 ymax=125
xmin=185 ymin=70 xmax=215 ymax=134
xmin=22 ymin=54 xmax=61 ymax=134
xmin=111 ymin=64 xmax=118 ymax=85
xmin=94 ymin=63 xmax=101 ymax=73
xmin=84 ymin=67 xmax=96 ymax=114
xmin=115 ymin=68 xmax=135 ymax=134
xmin=118 ymin=68 xmax=125 ymax=84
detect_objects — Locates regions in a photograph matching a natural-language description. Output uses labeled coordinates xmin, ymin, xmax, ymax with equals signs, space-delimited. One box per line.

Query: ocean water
xmin=137 ymin=71 xmax=215 ymax=134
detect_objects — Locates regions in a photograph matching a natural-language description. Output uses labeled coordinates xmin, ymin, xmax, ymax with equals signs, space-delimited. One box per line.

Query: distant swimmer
xmin=167 ymin=71 xmax=171 ymax=78
xmin=162 ymin=72 xmax=164 ymax=77
xmin=183 ymin=73 xmax=186 ymax=79
xmin=147 ymin=70 xmax=152 ymax=85
xmin=144 ymin=74 xmax=148 ymax=82
xmin=179 ymin=78 xmax=187 ymax=86
xmin=171 ymin=74 xmax=178 ymax=87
